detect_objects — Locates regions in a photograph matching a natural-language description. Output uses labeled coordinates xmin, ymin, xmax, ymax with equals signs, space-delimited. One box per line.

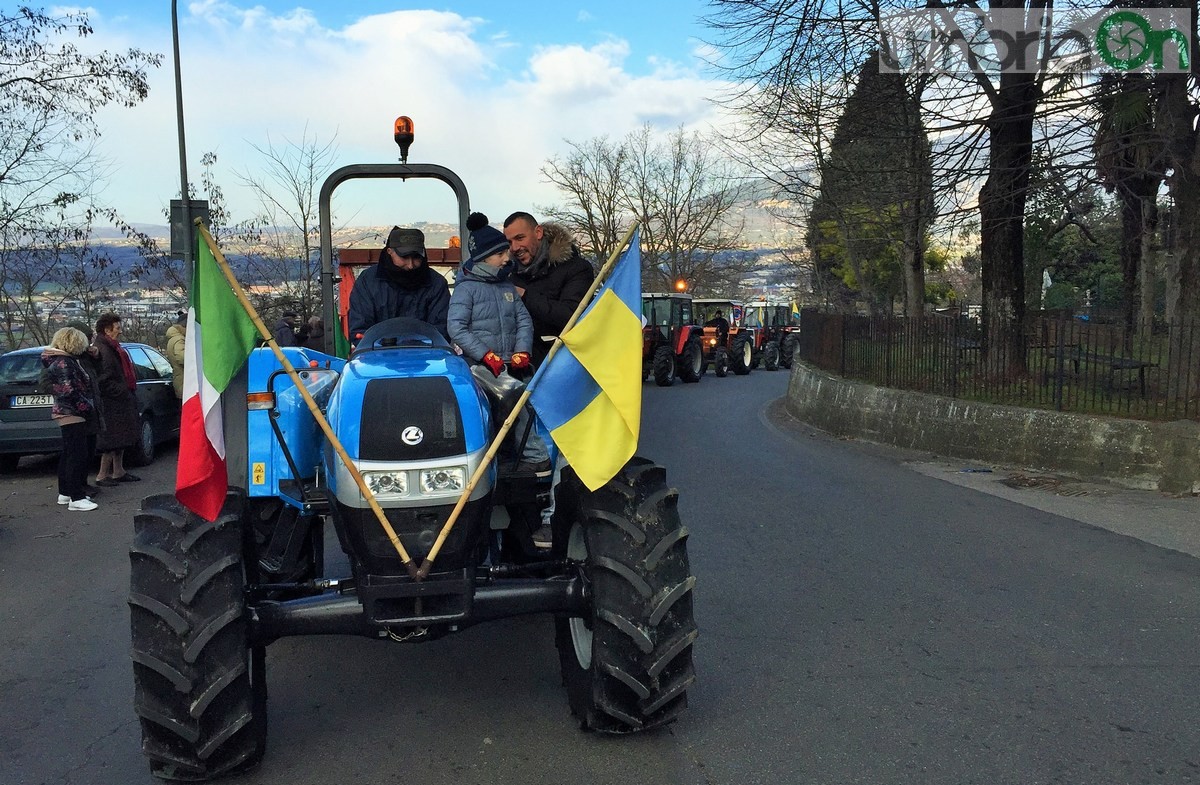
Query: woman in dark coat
xmin=41 ymin=327 xmax=103 ymax=510
xmin=92 ymin=312 xmax=141 ymax=486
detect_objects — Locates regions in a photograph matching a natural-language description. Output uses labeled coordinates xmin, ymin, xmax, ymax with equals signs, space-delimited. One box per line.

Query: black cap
xmin=386 ymin=226 xmax=426 ymax=257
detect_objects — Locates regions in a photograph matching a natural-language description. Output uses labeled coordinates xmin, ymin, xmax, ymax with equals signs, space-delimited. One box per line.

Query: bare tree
xmin=623 ymin=125 xmax=755 ymax=293
xmin=236 ymin=128 xmax=338 ymax=321
xmin=542 ymin=124 xmax=756 ymax=294
xmin=541 ymin=136 xmax=628 ymax=266
xmin=0 ymin=7 xmax=160 ymax=346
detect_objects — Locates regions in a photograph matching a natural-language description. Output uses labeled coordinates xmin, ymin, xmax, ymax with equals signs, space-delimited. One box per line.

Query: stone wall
xmin=785 ymin=362 xmax=1200 ymax=495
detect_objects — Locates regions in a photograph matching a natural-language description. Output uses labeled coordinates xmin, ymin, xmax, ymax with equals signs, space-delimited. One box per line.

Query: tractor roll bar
xmin=317 ymin=163 xmax=471 ymax=355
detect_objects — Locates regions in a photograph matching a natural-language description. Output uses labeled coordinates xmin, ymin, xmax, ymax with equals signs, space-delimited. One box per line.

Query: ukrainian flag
xmin=790 ymin=301 xmax=801 ymax=322
xmin=529 ymin=230 xmax=642 ymax=491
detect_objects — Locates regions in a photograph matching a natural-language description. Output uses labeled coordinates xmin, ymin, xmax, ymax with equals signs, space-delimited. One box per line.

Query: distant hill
xmin=82 ymin=205 xmax=799 ymax=284
xmin=91 ymin=224 xmax=170 ymax=240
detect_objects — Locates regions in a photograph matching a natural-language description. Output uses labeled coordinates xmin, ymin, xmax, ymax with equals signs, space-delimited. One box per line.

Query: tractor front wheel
xmin=781 ymin=334 xmax=798 ymax=369
xmin=713 ymin=347 xmax=730 ymax=377
xmin=652 ymin=345 xmax=676 ymax=386
xmin=552 ymin=458 xmax=697 ymax=732
xmin=731 ymin=334 xmax=753 ymax=375
xmin=679 ymin=340 xmax=703 ymax=383
xmin=129 ymin=493 xmax=266 ymax=781
xmin=763 ymin=341 xmax=780 ymax=371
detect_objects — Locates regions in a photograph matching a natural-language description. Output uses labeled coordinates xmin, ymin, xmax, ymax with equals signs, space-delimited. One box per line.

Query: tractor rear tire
xmin=129 ymin=493 xmax=267 ymax=781
xmin=731 ymin=334 xmax=753 ymax=376
xmin=781 ymin=334 xmax=798 ymax=369
xmin=763 ymin=341 xmax=780 ymax=371
xmin=552 ymin=458 xmax=697 ymax=733
xmin=679 ymin=340 xmax=703 ymax=383
xmin=652 ymin=345 xmax=676 ymax=386
xmin=713 ymin=347 xmax=730 ymax=377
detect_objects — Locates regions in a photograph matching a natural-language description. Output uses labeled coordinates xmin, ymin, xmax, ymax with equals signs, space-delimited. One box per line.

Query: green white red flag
xmin=175 ymin=233 xmax=259 ymax=521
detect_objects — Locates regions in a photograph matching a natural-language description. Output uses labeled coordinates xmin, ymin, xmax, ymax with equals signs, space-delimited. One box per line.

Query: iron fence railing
xmin=796 ymin=309 xmax=1200 ymax=421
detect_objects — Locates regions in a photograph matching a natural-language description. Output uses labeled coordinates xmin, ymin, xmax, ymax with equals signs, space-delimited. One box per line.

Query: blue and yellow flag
xmin=528 ymin=231 xmax=642 ymax=491
xmin=790 ymin=301 xmax=801 ymax=322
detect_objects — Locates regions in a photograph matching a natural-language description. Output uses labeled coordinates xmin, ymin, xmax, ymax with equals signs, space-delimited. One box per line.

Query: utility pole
xmin=171 ymin=0 xmax=194 ymax=284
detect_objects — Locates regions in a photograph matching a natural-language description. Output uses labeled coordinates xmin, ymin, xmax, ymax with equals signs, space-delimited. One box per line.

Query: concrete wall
xmin=785 ymin=362 xmax=1200 ymax=495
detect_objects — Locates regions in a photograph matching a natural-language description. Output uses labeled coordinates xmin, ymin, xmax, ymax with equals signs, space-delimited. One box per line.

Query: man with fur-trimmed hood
xmin=503 ymin=211 xmax=595 ymax=367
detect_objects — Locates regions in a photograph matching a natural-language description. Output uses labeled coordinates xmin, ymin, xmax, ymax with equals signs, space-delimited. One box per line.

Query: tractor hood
xmin=322 ymin=322 xmax=493 ymax=509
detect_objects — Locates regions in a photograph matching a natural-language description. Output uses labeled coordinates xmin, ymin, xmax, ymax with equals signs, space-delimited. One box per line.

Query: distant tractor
xmin=692 ymin=297 xmax=754 ymax=376
xmin=742 ymin=299 xmax=800 ymax=370
xmin=642 ymin=292 xmax=704 ymax=386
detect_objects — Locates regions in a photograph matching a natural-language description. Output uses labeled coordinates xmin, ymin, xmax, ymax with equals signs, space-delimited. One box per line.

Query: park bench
xmin=1047 ymin=345 xmax=1156 ymax=398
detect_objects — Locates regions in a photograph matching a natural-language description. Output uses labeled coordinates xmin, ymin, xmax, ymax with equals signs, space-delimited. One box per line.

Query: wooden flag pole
xmin=416 ymin=221 xmax=640 ymax=579
xmin=196 ymin=221 xmax=421 ymax=579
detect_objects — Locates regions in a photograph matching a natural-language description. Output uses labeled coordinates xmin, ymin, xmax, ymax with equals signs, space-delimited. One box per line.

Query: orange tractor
xmin=692 ymin=297 xmax=756 ymax=376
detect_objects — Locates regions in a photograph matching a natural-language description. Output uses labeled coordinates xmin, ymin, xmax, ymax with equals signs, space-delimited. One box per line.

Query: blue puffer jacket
xmin=447 ymin=265 xmax=534 ymax=363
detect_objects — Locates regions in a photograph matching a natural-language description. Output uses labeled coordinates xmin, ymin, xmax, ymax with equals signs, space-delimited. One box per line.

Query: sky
xmin=78 ymin=0 xmax=736 ymax=231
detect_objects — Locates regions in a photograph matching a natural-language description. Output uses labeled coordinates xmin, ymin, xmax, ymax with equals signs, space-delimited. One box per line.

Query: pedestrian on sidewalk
xmin=41 ymin=327 xmax=103 ymax=511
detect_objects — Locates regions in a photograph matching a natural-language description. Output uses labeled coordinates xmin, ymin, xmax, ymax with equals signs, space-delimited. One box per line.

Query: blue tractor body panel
xmin=243 ymin=339 xmax=494 ymax=511
xmin=245 ymin=346 xmax=345 ymax=501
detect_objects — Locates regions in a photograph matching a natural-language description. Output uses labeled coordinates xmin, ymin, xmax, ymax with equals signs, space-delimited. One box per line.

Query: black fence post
xmin=1054 ymin=310 xmax=1066 ymax=411
xmin=951 ymin=314 xmax=960 ymax=398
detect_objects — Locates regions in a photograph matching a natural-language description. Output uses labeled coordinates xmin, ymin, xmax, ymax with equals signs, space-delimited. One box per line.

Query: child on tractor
xmin=448 ymin=212 xmax=549 ymax=475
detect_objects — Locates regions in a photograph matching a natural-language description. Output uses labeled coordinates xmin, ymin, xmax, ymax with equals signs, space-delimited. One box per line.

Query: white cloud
xmin=525 ymin=40 xmax=631 ymax=102
xmin=82 ymin=4 xmax=735 ymax=228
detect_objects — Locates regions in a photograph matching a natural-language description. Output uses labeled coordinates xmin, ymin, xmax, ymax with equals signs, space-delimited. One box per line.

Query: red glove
xmin=510 ymin=352 xmax=531 ymax=370
xmin=482 ymin=351 xmax=504 ymax=376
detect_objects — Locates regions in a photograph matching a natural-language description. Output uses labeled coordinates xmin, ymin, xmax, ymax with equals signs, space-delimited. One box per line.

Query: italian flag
xmin=175 ymin=234 xmax=260 ymax=521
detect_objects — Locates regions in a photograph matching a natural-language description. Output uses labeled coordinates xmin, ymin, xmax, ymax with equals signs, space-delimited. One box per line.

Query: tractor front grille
xmin=359 ymin=377 xmax=465 ymax=461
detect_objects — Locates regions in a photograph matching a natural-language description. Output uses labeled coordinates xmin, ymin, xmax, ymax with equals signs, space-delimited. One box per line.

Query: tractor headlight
xmin=363 ymin=470 xmax=408 ymax=498
xmin=420 ymin=466 xmax=465 ymax=494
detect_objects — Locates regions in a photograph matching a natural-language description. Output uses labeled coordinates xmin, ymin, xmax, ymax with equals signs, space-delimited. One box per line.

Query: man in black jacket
xmin=503 ymin=211 xmax=595 ymax=368
xmin=348 ymin=226 xmax=451 ymax=342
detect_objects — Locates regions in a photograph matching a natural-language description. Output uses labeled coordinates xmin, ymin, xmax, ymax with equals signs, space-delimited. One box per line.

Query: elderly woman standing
xmin=92 ymin=312 xmax=141 ymax=486
xmin=41 ymin=327 xmax=103 ymax=510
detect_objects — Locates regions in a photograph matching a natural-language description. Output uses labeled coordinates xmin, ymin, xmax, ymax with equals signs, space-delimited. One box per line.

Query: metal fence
xmin=796 ymin=309 xmax=1200 ymax=421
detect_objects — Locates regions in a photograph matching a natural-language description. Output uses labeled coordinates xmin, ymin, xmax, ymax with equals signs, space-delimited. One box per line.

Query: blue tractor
xmin=127 ymin=126 xmax=697 ymax=780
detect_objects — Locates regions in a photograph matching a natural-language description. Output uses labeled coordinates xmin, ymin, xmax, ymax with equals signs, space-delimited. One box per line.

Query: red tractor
xmin=642 ymin=292 xmax=705 ymax=386
xmin=742 ymin=299 xmax=800 ymax=370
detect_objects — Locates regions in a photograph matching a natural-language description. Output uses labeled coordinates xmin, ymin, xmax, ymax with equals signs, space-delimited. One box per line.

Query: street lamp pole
xmin=172 ymin=0 xmax=193 ymax=286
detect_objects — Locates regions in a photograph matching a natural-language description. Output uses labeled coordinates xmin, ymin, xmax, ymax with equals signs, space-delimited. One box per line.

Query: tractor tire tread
xmin=553 ymin=457 xmax=697 ymax=734
xmin=129 ymin=493 xmax=266 ymax=781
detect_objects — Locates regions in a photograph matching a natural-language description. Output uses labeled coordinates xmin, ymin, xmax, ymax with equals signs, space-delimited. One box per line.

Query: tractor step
xmin=277 ymin=480 xmax=330 ymax=513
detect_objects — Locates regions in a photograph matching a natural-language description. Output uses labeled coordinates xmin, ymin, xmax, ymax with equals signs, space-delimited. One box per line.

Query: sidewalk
xmin=767 ymin=396 xmax=1200 ymax=559
xmin=909 ymin=459 xmax=1200 ymax=559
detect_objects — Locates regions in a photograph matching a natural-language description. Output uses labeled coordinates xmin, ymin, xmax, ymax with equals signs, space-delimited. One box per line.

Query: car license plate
xmin=12 ymin=394 xmax=52 ymax=407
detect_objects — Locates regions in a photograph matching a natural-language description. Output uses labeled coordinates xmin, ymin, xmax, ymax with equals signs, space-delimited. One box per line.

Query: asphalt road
xmin=1 ymin=367 xmax=1198 ymax=784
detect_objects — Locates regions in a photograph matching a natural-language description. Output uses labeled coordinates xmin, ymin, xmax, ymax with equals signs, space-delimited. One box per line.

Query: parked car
xmin=0 ymin=342 xmax=181 ymax=471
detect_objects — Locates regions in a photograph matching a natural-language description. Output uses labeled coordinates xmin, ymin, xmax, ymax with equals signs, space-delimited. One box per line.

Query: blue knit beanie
xmin=465 ymin=212 xmax=510 ymax=267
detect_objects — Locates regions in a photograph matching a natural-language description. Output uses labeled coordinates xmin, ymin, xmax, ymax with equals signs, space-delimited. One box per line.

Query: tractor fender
xmin=673 ymin=324 xmax=701 ymax=355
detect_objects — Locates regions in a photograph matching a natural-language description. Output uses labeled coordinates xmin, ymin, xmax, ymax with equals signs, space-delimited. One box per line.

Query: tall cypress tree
xmin=808 ymin=54 xmax=934 ymax=316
